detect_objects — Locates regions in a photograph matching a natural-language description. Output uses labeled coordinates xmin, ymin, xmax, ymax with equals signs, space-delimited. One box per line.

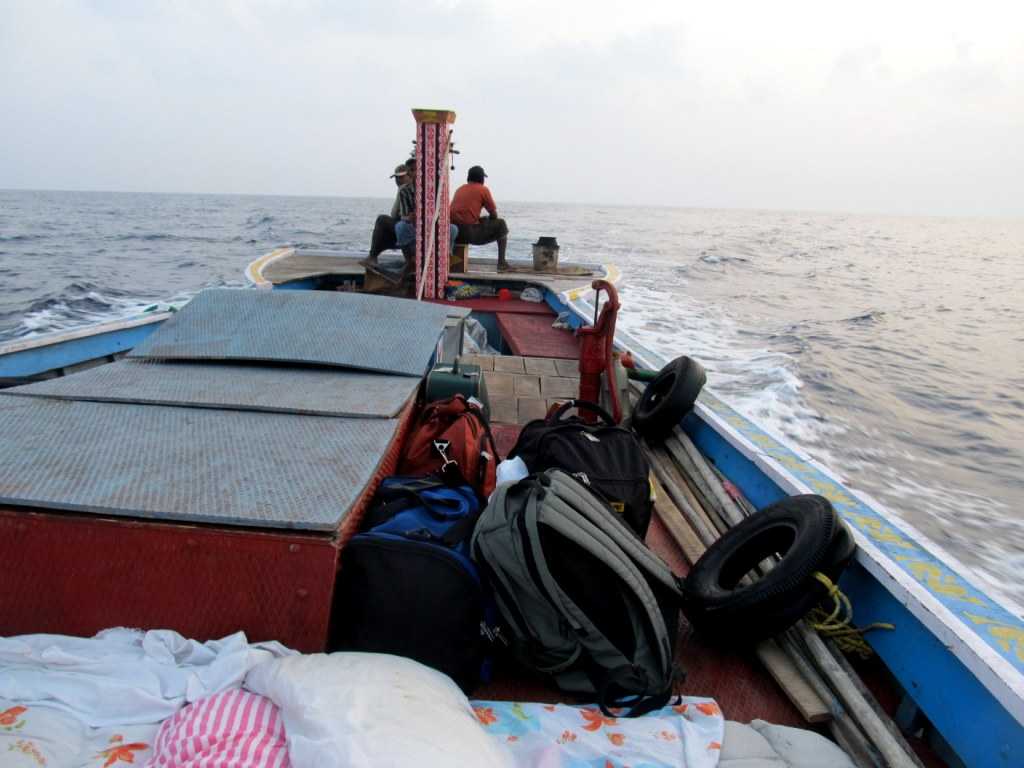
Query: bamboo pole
xmin=826 ymin=639 xmax=926 ymax=768
xmin=656 ymin=445 xmax=730 ymax=536
xmin=709 ymin=460 xmax=759 ymax=517
xmin=643 ymin=443 xmax=718 ymax=547
xmin=791 ymin=623 xmax=919 ymax=768
xmin=669 ymin=426 xmax=747 ymax=527
xmin=656 ymin=443 xmax=712 ymax=527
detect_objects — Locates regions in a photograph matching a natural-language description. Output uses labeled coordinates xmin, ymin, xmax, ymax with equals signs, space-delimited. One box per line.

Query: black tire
xmin=631 ymin=356 xmax=706 ymax=440
xmin=681 ymin=494 xmax=856 ymax=644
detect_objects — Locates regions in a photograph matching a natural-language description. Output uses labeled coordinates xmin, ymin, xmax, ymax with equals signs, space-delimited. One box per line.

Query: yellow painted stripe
xmin=245 ymin=247 xmax=294 ymax=287
xmin=562 ymin=263 xmax=620 ymax=302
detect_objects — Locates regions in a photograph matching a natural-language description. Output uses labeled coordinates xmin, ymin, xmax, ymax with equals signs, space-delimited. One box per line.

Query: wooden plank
xmin=653 ymin=445 xmax=723 ymax=538
xmin=650 ymin=472 xmax=706 ymax=565
xmin=756 ymin=639 xmax=833 ymax=724
xmin=513 ymin=375 xmax=541 ymax=398
xmin=493 ymin=356 xmax=526 ymax=374
xmin=523 ymin=357 xmax=558 ymax=375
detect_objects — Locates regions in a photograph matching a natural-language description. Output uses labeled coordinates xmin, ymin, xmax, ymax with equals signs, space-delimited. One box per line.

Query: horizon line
xmin=1 ymin=186 xmax=1021 ymax=222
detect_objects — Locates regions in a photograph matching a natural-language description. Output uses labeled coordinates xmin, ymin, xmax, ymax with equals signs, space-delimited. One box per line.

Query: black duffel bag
xmin=509 ymin=399 xmax=652 ymax=537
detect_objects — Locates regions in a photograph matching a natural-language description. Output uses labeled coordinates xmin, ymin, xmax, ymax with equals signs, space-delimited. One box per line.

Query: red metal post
xmin=576 ymin=279 xmax=621 ymax=423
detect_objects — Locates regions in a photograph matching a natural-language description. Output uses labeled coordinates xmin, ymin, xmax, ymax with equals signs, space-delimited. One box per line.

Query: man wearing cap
xmin=364 ymin=159 xmax=417 ymax=266
xmin=394 ymin=164 xmax=460 ymax=273
xmin=450 ymin=165 xmax=510 ymax=271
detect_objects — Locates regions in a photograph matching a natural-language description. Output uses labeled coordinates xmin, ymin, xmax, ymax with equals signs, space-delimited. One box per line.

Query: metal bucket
xmin=532 ymin=236 xmax=560 ymax=272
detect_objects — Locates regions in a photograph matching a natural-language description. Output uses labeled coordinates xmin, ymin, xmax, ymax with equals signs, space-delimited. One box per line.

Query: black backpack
xmin=509 ymin=399 xmax=653 ymax=537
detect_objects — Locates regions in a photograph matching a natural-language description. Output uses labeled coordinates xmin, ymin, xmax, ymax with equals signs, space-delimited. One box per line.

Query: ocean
xmin=1 ymin=189 xmax=1022 ymax=610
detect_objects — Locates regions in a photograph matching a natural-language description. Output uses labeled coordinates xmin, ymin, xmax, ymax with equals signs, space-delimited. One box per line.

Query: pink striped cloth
xmin=147 ymin=688 xmax=291 ymax=767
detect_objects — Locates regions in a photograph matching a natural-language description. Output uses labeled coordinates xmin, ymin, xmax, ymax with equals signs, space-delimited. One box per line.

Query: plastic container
xmin=532 ymin=236 xmax=560 ymax=272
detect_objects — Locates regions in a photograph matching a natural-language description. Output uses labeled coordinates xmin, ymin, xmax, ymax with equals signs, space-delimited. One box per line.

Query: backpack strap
xmin=596 ymin=664 xmax=675 ymax=718
xmin=550 ymin=399 xmax=616 ymax=426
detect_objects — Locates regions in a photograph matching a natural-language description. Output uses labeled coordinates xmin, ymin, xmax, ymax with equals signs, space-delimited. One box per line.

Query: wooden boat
xmin=1 ymin=104 xmax=1021 ymax=765
xmin=1 ymin=245 xmax=1021 ymax=767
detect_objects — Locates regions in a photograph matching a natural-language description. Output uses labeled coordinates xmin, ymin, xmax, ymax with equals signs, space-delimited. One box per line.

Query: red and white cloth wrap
xmin=148 ymin=688 xmax=290 ymax=767
xmin=414 ymin=118 xmax=451 ymax=299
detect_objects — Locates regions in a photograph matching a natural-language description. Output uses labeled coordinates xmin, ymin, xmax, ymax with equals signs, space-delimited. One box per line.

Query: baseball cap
xmin=390 ymin=164 xmax=410 ymax=178
xmin=467 ymin=165 xmax=487 ymax=182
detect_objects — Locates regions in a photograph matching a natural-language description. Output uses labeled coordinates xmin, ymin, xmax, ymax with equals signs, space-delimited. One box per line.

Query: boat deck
xmin=252 ymin=247 xmax=613 ymax=297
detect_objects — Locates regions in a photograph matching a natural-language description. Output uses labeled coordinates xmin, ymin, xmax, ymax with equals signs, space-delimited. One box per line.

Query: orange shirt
xmin=450 ymin=182 xmax=497 ymax=226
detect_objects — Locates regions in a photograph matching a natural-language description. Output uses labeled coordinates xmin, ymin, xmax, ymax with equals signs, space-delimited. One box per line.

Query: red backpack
xmin=399 ymin=395 xmax=500 ymax=498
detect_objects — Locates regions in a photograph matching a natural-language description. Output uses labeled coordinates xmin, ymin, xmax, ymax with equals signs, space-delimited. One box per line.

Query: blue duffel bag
xmin=330 ymin=476 xmax=501 ymax=692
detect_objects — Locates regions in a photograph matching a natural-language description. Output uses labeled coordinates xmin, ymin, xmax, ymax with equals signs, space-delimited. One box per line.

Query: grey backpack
xmin=472 ymin=469 xmax=683 ymax=716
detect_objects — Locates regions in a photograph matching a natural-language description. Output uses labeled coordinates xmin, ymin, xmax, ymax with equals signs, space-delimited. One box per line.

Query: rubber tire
xmin=631 ymin=356 xmax=706 ymax=441
xmin=681 ymin=494 xmax=856 ymax=645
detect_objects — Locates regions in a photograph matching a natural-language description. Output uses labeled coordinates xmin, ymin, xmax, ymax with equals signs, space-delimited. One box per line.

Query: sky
xmin=1 ymin=1 xmax=1022 ymax=216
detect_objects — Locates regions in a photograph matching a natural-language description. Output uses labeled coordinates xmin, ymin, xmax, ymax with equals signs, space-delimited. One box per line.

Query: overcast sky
xmin=2 ymin=1 xmax=1022 ymax=216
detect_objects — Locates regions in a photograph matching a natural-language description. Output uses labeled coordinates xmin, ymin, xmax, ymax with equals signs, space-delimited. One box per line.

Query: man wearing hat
xmin=364 ymin=159 xmax=417 ymax=266
xmin=450 ymin=165 xmax=510 ymax=271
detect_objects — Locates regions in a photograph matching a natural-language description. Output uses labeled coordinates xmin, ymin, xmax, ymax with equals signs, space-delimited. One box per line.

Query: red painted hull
xmin=0 ymin=400 xmax=414 ymax=652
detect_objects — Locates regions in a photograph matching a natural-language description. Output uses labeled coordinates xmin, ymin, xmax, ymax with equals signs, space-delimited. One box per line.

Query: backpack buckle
xmin=433 ymin=439 xmax=458 ymax=473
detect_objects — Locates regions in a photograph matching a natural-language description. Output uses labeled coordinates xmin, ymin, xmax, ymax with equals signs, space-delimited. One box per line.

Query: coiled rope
xmin=807 ymin=571 xmax=894 ymax=658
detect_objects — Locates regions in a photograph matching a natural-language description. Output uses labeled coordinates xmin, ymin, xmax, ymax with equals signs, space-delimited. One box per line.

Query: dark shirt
xmin=397 ymin=183 xmax=415 ymax=220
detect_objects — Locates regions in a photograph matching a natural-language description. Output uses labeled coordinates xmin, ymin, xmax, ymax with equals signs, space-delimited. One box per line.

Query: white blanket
xmin=0 ymin=628 xmax=294 ymax=727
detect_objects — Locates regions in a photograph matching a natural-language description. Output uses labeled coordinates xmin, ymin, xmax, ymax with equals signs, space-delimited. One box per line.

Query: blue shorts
xmin=395 ymin=220 xmax=459 ymax=249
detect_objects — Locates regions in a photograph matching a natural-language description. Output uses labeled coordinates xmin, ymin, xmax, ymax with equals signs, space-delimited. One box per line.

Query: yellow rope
xmin=808 ymin=572 xmax=894 ymax=659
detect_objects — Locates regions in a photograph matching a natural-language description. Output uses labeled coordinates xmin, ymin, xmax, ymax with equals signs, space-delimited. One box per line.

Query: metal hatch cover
xmin=5 ymin=359 xmax=418 ymax=418
xmin=0 ymin=395 xmax=399 ymax=531
xmin=128 ymin=288 xmax=467 ymax=377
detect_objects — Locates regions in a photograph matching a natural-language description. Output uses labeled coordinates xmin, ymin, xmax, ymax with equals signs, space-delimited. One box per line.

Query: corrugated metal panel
xmin=128 ymin=288 xmax=467 ymax=377
xmin=0 ymin=395 xmax=398 ymax=531
xmin=5 ymin=359 xmax=417 ymax=418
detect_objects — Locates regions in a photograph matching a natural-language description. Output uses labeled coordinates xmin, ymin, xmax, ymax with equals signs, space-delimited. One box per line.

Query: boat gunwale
xmin=0 ymin=312 xmax=172 ymax=356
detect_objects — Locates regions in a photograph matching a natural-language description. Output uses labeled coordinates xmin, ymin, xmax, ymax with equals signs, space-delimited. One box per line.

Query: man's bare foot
xmin=496 ymin=260 xmax=510 ymax=272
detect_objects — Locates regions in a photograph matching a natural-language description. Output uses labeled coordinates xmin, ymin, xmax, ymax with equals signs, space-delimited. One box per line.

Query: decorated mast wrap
xmin=412 ymin=108 xmax=455 ymax=300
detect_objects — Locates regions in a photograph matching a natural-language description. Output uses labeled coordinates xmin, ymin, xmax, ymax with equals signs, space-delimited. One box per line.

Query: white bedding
xmin=0 ymin=700 xmax=159 ymax=768
xmin=0 ymin=628 xmax=293 ymax=727
xmin=0 ymin=629 xmax=854 ymax=768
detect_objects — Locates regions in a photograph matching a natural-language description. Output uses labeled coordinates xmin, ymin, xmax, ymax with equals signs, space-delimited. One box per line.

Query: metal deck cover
xmin=128 ymin=288 xmax=467 ymax=377
xmin=5 ymin=359 xmax=417 ymax=418
xmin=0 ymin=395 xmax=398 ymax=531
